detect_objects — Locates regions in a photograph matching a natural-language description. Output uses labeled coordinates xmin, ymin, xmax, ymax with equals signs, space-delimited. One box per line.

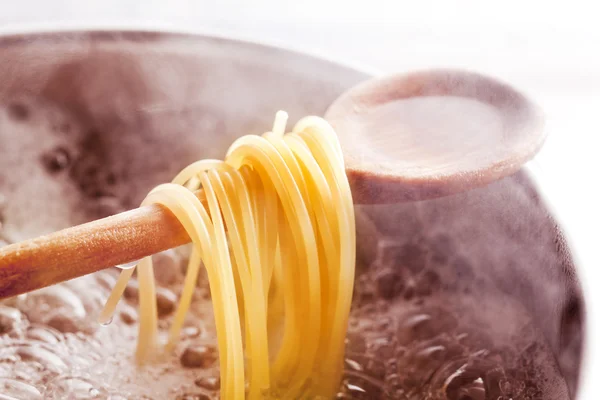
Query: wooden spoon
xmin=326 ymin=69 xmax=545 ymax=203
xmin=0 ymin=69 xmax=545 ymax=298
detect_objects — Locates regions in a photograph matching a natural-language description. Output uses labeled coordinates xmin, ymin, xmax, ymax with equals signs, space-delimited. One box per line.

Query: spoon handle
xmin=0 ymin=200 xmax=190 ymax=299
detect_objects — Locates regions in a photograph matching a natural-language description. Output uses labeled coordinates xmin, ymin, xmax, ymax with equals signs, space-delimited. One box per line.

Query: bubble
xmin=344 ymin=358 xmax=363 ymax=372
xmin=17 ymin=286 xmax=86 ymax=324
xmin=414 ymin=270 xmax=442 ymax=297
xmin=41 ymin=147 xmax=71 ymax=173
xmin=47 ymin=313 xmax=80 ymax=334
xmin=25 ymin=325 xmax=64 ymax=344
xmin=69 ymin=152 xmax=120 ymax=199
xmin=194 ymin=376 xmax=220 ymax=391
xmin=0 ymin=341 xmax=68 ymax=386
xmin=374 ymin=268 xmax=403 ymax=300
xmin=345 ymin=332 xmax=367 ymax=354
xmin=0 ymin=306 xmax=26 ymax=335
xmin=0 ymin=378 xmax=42 ymax=400
xmin=64 ymin=278 xmax=108 ymax=315
xmin=59 ymin=336 xmax=101 ymax=369
xmin=415 ymin=345 xmax=446 ymax=365
xmin=20 ymin=281 xmax=99 ymax=334
xmin=124 ymin=280 xmax=139 ymax=300
xmin=342 ymin=370 xmax=386 ymax=399
xmin=14 ymin=343 xmax=69 ymax=373
xmin=180 ymin=345 xmax=217 ymax=369
xmin=397 ymin=313 xmax=434 ymax=345
xmin=119 ymin=305 xmax=137 ymax=325
xmin=44 ymin=376 xmax=104 ymax=399
xmin=156 ymin=288 xmax=177 ymax=317
xmin=402 ymin=281 xmax=415 ymax=300
xmin=181 ymin=325 xmax=202 ymax=339
xmin=344 ymin=382 xmax=366 ymax=394
xmin=444 ymin=366 xmax=487 ymax=400
xmin=153 ymin=250 xmax=183 ymax=285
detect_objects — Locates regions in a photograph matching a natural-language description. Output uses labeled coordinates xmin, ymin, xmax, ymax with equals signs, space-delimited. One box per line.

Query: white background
xmin=1 ymin=1 xmax=598 ymax=398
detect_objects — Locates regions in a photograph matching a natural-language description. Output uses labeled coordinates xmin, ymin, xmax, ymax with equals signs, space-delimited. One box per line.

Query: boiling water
xmin=0 ymin=97 xmax=582 ymax=399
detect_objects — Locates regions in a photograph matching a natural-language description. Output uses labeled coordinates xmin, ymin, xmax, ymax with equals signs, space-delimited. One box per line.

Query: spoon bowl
xmin=326 ymin=69 xmax=546 ymax=203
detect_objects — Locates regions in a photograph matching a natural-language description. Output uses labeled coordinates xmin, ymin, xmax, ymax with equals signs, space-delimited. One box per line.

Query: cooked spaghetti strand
xmin=100 ymin=112 xmax=355 ymax=399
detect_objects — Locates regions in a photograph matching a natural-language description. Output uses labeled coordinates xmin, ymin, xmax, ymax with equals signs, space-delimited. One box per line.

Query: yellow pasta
xmin=99 ymin=111 xmax=356 ymax=399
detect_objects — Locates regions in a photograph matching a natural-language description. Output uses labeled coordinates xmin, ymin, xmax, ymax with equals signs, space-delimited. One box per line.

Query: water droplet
xmin=100 ymin=316 xmax=113 ymax=326
xmin=117 ymin=260 xmax=139 ymax=270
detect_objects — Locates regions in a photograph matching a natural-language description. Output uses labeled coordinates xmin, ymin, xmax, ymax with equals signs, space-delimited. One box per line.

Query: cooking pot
xmin=0 ymin=30 xmax=589 ymax=400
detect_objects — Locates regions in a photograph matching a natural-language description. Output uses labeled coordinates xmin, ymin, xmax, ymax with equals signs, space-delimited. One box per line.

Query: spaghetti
xmin=99 ymin=112 xmax=356 ymax=399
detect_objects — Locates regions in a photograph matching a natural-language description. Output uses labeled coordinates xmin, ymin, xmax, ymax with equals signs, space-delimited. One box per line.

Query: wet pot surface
xmin=0 ymin=31 xmax=584 ymax=399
